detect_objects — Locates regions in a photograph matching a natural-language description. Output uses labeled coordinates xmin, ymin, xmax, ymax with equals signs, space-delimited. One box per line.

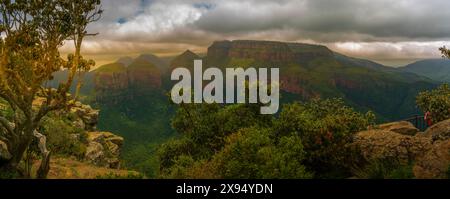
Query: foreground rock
xmin=354 ymin=130 xmax=432 ymax=165
xmin=70 ymin=101 xmax=99 ymax=131
xmin=378 ymin=121 xmax=419 ymax=136
xmin=355 ymin=119 xmax=450 ymax=179
xmin=85 ymin=132 xmax=124 ymax=169
xmin=413 ymin=140 xmax=450 ymax=179
xmin=424 ymin=119 xmax=450 ymax=142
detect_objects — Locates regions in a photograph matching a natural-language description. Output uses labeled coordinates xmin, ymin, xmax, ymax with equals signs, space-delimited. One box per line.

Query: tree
xmin=439 ymin=46 xmax=450 ymax=59
xmin=416 ymin=84 xmax=450 ymax=123
xmin=0 ymin=0 xmax=102 ymax=178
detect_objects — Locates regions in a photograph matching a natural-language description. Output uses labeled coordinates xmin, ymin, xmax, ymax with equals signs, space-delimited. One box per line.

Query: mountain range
xmin=49 ymin=40 xmax=449 ymax=176
xmin=400 ymin=59 xmax=450 ymax=83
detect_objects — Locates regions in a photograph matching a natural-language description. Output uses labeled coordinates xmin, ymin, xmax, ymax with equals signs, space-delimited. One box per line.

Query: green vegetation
xmin=96 ymin=90 xmax=176 ymax=178
xmin=416 ymin=84 xmax=450 ymax=123
xmin=0 ymin=0 xmax=102 ymax=178
xmin=354 ymin=159 xmax=414 ymax=179
xmin=40 ymin=113 xmax=87 ymax=159
xmin=158 ymin=99 xmax=374 ymax=179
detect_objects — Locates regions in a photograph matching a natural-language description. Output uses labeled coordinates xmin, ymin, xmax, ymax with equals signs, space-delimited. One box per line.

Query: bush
xmin=275 ymin=98 xmax=375 ymax=178
xmin=416 ymin=84 xmax=450 ymax=123
xmin=158 ymin=99 xmax=373 ymax=179
xmin=40 ymin=115 xmax=86 ymax=159
xmin=210 ymin=128 xmax=312 ymax=179
xmin=354 ymin=158 xmax=414 ymax=179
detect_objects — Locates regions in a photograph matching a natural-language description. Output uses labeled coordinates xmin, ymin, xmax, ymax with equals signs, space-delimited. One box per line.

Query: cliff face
xmin=95 ymin=70 xmax=130 ymax=104
xmin=207 ymin=40 xmax=333 ymax=65
xmin=169 ymin=50 xmax=200 ymax=72
xmin=93 ymin=57 xmax=163 ymax=104
xmin=202 ymin=40 xmax=436 ymax=120
xmin=68 ymin=101 xmax=125 ymax=169
xmin=128 ymin=58 xmax=162 ymax=91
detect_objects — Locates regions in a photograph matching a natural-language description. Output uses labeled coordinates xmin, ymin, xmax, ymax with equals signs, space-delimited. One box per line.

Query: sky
xmin=60 ymin=0 xmax=450 ymax=67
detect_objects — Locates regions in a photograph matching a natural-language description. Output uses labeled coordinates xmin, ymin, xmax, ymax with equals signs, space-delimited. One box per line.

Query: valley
xmin=50 ymin=40 xmax=448 ymax=176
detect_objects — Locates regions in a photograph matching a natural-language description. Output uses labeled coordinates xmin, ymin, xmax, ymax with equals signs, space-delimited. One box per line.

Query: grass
xmin=34 ymin=157 xmax=140 ymax=179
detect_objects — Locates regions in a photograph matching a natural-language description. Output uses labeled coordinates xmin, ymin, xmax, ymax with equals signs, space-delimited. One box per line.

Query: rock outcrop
xmin=355 ymin=119 xmax=450 ymax=179
xmin=424 ymin=119 xmax=450 ymax=142
xmin=207 ymin=40 xmax=333 ymax=64
xmin=378 ymin=121 xmax=420 ymax=136
xmin=128 ymin=57 xmax=162 ymax=91
xmin=70 ymin=101 xmax=99 ymax=131
xmin=413 ymin=140 xmax=450 ymax=179
xmin=67 ymin=102 xmax=124 ymax=169
xmin=84 ymin=132 xmax=124 ymax=169
xmin=354 ymin=130 xmax=432 ymax=165
xmin=93 ymin=63 xmax=131 ymax=104
xmin=93 ymin=56 xmax=163 ymax=104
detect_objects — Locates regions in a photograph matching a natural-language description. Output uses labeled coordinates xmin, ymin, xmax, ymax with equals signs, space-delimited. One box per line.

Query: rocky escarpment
xmin=207 ymin=40 xmax=333 ymax=64
xmin=1 ymin=100 xmax=126 ymax=172
xmin=85 ymin=131 xmax=123 ymax=169
xmin=94 ymin=63 xmax=131 ymax=104
xmin=127 ymin=57 xmax=162 ymax=91
xmin=68 ymin=101 xmax=124 ymax=169
xmin=354 ymin=119 xmax=450 ymax=179
xmin=169 ymin=50 xmax=200 ymax=72
xmin=93 ymin=56 xmax=163 ymax=104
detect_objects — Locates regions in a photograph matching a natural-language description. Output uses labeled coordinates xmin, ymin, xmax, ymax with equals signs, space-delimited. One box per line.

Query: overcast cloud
xmin=61 ymin=0 xmax=450 ymax=66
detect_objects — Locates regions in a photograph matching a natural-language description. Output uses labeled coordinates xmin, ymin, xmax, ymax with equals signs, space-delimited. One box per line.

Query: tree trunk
xmin=7 ymin=136 xmax=32 ymax=168
xmin=37 ymin=151 xmax=51 ymax=179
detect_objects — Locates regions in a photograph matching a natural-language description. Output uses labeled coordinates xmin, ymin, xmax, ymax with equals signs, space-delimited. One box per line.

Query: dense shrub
xmin=210 ymin=128 xmax=312 ymax=179
xmin=158 ymin=99 xmax=374 ymax=179
xmin=354 ymin=158 xmax=414 ymax=179
xmin=416 ymin=84 xmax=450 ymax=123
xmin=40 ymin=114 xmax=86 ymax=159
xmin=275 ymin=98 xmax=375 ymax=178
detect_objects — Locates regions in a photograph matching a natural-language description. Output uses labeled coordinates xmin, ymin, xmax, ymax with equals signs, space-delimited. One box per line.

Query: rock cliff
xmin=355 ymin=119 xmax=450 ymax=179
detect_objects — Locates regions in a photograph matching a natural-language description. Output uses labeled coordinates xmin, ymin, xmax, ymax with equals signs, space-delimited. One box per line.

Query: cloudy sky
xmin=61 ymin=0 xmax=450 ymax=67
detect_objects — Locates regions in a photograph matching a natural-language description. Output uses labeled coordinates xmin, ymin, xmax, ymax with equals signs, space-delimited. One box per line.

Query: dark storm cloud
xmin=62 ymin=0 xmax=450 ymax=66
xmin=194 ymin=0 xmax=450 ymax=42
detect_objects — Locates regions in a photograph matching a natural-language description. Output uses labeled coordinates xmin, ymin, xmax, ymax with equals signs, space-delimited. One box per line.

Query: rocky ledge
xmin=355 ymin=119 xmax=450 ymax=179
xmin=1 ymin=99 xmax=128 ymax=173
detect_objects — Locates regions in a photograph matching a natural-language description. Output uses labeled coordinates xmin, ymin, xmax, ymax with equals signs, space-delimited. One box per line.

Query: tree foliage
xmin=158 ymin=99 xmax=374 ymax=179
xmin=416 ymin=84 xmax=450 ymax=123
xmin=0 ymin=0 xmax=102 ymax=178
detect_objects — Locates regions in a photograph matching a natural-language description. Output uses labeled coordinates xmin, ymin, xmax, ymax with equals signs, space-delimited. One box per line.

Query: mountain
xmin=116 ymin=56 xmax=134 ymax=67
xmin=134 ymin=54 xmax=169 ymax=74
xmin=127 ymin=57 xmax=162 ymax=91
xmin=201 ymin=40 xmax=437 ymax=120
xmin=400 ymin=59 xmax=450 ymax=83
xmin=48 ymin=40 xmax=439 ymax=176
xmin=169 ymin=50 xmax=200 ymax=72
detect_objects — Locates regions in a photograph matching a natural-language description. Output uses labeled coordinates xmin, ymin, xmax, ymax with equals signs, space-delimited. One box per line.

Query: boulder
xmin=85 ymin=142 xmax=104 ymax=166
xmin=70 ymin=103 xmax=99 ymax=131
xmin=379 ymin=121 xmax=420 ymax=136
xmin=413 ymin=140 xmax=450 ymax=179
xmin=84 ymin=132 xmax=123 ymax=169
xmin=0 ymin=140 xmax=11 ymax=161
xmin=424 ymin=119 xmax=450 ymax=142
xmin=354 ymin=130 xmax=432 ymax=165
